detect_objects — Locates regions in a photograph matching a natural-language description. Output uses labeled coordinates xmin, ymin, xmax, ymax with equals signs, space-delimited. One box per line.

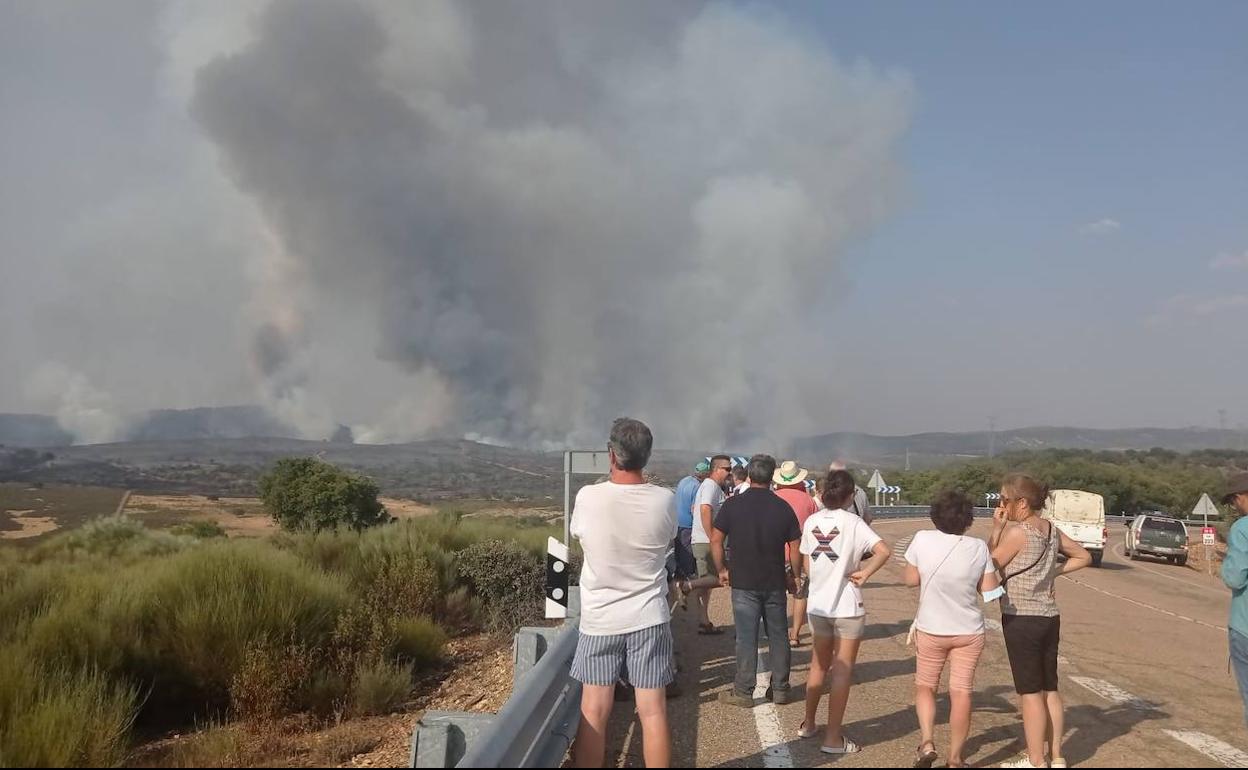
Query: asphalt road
xmin=599 ymin=519 xmax=1246 ymax=768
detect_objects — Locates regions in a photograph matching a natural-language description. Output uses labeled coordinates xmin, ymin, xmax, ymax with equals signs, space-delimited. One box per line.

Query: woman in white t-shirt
xmin=797 ymin=470 xmax=892 ymax=755
xmin=902 ymin=491 xmax=1000 ymax=769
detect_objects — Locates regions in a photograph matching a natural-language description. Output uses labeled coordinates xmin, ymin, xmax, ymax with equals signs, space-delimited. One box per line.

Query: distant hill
xmin=129 ymin=406 xmax=298 ymax=442
xmin=0 ymin=414 xmax=73 ymax=447
xmin=794 ymin=426 xmax=1248 ymax=469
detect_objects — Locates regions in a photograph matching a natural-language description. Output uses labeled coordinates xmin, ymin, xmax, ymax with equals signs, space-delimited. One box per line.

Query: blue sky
xmin=791 ymin=2 xmax=1248 ymax=432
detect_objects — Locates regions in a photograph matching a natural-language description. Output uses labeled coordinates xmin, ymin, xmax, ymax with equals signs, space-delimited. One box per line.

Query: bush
xmin=455 ymin=539 xmax=544 ymax=631
xmin=30 ymin=516 xmax=190 ymax=563
xmin=0 ymin=657 xmax=138 ymax=768
xmin=229 ymin=642 xmax=315 ymax=722
xmin=348 ymin=660 xmax=412 ymax=718
xmin=169 ymin=521 xmax=227 ymax=540
xmin=389 ymin=618 xmax=446 ymax=670
xmin=258 ymin=458 xmax=389 ymax=533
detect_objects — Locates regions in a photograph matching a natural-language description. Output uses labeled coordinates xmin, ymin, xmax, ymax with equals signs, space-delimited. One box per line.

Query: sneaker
xmin=768 ymin=687 xmax=797 ymax=705
xmin=1050 ymin=760 xmax=1067 ymax=768
xmin=999 ymin=757 xmax=1046 ymax=769
xmin=717 ymin=690 xmax=755 ymax=708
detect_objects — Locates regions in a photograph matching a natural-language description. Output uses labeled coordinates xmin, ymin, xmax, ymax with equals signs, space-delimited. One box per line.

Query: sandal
xmin=678 ymin=580 xmax=692 ymax=611
xmin=697 ymin=623 xmax=724 ymax=635
xmin=915 ymin=741 xmax=938 ymax=768
xmin=820 ymin=737 xmax=861 ymax=755
xmin=797 ymin=721 xmax=818 ymax=739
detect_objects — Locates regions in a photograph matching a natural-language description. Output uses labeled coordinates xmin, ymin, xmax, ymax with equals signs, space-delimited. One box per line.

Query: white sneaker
xmin=999 ymin=757 xmax=1046 ymax=769
xmin=1050 ymin=760 xmax=1067 ymax=768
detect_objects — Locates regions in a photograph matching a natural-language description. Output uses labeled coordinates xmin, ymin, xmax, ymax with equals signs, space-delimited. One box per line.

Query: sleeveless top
xmin=1001 ymin=519 xmax=1061 ymax=618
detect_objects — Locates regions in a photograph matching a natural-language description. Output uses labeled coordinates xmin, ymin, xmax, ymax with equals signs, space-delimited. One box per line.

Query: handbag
xmin=907 ymin=537 xmax=962 ymax=647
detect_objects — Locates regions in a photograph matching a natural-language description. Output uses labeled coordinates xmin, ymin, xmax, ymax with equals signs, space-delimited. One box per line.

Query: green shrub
xmin=259 ymin=458 xmax=389 ymax=533
xmin=229 ymin=642 xmax=315 ymax=722
xmin=30 ymin=516 xmax=189 ymax=564
xmin=389 ymin=618 xmax=446 ymax=670
xmin=348 ymin=660 xmax=412 ymax=718
xmin=0 ymin=657 xmax=138 ymax=768
xmin=455 ymin=539 xmax=544 ymax=631
xmin=169 ymin=520 xmax=227 ymax=540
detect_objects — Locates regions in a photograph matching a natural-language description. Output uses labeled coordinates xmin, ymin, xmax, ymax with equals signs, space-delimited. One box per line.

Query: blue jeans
xmin=1231 ymin=629 xmax=1248 ymax=724
xmin=731 ymin=588 xmax=791 ymax=696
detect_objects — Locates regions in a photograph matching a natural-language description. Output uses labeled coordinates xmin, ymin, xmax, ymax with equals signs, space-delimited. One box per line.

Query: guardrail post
xmin=411 ymin=712 xmax=497 ymax=768
xmin=514 ymin=627 xmax=561 ymax=684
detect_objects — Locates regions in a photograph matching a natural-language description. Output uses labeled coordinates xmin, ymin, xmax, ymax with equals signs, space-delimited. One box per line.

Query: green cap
xmin=694 ymin=460 xmax=711 ymax=473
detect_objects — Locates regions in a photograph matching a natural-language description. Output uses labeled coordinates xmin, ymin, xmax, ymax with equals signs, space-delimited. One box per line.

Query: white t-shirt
xmin=691 ymin=477 xmax=725 ymax=545
xmin=905 ymin=530 xmax=996 ymax=636
xmin=734 ymin=482 xmax=750 ymax=497
xmin=800 ymin=509 xmax=883 ymax=618
xmin=571 ymin=481 xmax=678 ymax=636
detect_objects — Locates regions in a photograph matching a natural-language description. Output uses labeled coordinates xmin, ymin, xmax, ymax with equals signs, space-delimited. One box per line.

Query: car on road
xmin=1125 ymin=513 xmax=1189 ymax=566
xmin=1043 ymin=489 xmax=1107 ymax=567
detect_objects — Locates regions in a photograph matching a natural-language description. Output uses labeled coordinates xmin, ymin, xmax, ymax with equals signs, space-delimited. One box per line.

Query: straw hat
xmin=773 ymin=460 xmax=809 ymax=487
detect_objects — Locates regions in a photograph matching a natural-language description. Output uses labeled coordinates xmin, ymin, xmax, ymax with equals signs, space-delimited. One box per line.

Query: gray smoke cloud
xmin=188 ymin=0 xmax=912 ymax=448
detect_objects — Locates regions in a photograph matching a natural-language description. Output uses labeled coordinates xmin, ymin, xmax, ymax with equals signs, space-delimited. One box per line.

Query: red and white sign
xmin=1203 ymin=527 xmax=1217 ymax=546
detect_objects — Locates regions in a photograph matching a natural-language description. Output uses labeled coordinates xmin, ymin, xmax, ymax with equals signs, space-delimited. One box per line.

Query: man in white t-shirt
xmin=686 ymin=454 xmax=732 ymax=634
xmin=570 ymin=418 xmax=676 ymax=769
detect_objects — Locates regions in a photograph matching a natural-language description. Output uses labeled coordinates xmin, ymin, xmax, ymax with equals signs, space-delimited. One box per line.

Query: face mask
xmin=982 ymin=585 xmax=1006 ymax=603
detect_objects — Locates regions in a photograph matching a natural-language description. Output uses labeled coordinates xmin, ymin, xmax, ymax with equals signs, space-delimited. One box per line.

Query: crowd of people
xmin=568 ymin=417 xmax=1246 ymax=769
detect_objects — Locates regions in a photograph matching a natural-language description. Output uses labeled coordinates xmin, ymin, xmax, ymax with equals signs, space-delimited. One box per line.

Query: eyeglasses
xmin=714 ymin=465 xmax=732 ymax=473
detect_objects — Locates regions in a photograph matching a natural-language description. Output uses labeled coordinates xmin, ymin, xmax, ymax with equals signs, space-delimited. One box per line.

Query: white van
xmin=1042 ymin=489 xmax=1107 ymax=568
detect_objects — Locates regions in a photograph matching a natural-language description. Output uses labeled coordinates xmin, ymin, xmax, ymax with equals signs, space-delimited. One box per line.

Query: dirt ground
xmin=0 ymin=483 xmax=128 ymax=541
xmin=127 ymin=633 xmax=513 ymax=769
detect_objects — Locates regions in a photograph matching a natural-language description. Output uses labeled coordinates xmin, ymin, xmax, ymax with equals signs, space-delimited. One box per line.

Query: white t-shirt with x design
xmin=800 ymin=508 xmax=883 ymax=619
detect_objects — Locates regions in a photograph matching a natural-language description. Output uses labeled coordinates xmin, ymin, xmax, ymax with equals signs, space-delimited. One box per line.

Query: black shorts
xmin=1002 ymin=614 xmax=1061 ymax=695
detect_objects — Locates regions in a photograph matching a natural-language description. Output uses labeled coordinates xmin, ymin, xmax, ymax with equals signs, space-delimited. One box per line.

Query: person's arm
xmin=1223 ymin=523 xmax=1248 ymax=591
xmin=988 ymin=506 xmax=1009 ymax=551
xmin=902 ymin=564 xmax=921 ymax=587
xmin=700 ymin=503 xmax=714 ymax=544
xmin=1057 ymin=529 xmax=1092 ymax=574
xmin=991 ymin=525 xmax=1025 ymax=571
xmin=711 ymin=525 xmax=729 ymax=587
xmin=788 ymin=538 xmax=803 ymax=584
xmin=859 ymin=490 xmax=873 ymax=525
xmin=979 ymin=569 xmax=1001 ymax=593
xmin=850 ymin=540 xmax=891 ymax=586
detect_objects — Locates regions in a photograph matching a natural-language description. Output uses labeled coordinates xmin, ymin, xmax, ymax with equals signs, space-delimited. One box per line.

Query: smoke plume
xmin=190 ymin=0 xmax=912 ymax=447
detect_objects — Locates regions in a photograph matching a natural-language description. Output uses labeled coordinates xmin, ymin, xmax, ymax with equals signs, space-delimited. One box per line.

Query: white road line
xmin=1112 ymin=542 xmax=1226 ymax=595
xmin=1069 ymin=676 xmax=1160 ymax=712
xmin=1060 ymin=574 xmax=1228 ymax=632
xmin=752 ymin=673 xmax=794 ymax=768
xmin=1164 ymin=730 xmax=1248 ymax=768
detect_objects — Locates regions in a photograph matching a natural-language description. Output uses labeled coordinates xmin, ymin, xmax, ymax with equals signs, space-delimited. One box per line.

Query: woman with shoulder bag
xmin=990 ymin=474 xmax=1091 ymax=769
xmin=903 ymin=491 xmax=1000 ymax=769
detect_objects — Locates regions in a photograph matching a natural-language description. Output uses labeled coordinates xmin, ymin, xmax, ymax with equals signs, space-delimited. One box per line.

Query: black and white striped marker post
xmin=546 ymin=536 xmax=570 ymax=619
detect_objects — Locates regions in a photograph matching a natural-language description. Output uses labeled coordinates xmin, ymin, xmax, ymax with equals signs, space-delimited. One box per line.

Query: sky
xmin=1 ymin=1 xmax=1245 ymax=445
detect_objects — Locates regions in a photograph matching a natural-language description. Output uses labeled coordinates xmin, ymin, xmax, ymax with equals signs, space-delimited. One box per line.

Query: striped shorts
xmin=571 ymin=623 xmax=674 ymax=690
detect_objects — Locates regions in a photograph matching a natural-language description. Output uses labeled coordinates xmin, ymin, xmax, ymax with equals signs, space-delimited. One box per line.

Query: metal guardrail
xmin=412 ymin=593 xmax=582 ymax=768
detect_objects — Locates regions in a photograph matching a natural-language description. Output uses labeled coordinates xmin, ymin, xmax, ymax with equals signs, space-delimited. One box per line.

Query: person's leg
xmin=789 ymin=597 xmax=808 ymax=644
xmin=1043 ymin=617 xmax=1064 ymax=763
xmin=823 ymin=625 xmax=863 ymax=749
xmin=571 ymin=632 xmax=626 ymax=768
xmin=913 ymin=632 xmax=946 ymax=756
xmin=730 ymin=589 xmax=763 ymax=696
xmin=763 ymin=590 xmax=792 ymax=693
xmin=690 ymin=544 xmax=719 ymax=628
xmin=1019 ymin=693 xmax=1049 ymax=768
xmin=626 ymin=624 xmax=674 ymax=768
xmin=634 ymin=686 xmax=671 ymax=768
xmin=1231 ymin=629 xmax=1248 ymax=726
xmin=575 ymin=684 xmax=615 ymax=768
xmin=947 ymin=634 xmax=985 ymax=766
xmin=804 ymin=622 xmax=836 ymax=731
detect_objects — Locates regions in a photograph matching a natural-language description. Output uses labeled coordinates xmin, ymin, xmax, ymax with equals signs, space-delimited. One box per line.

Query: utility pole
xmin=905 ymin=447 xmax=911 ymax=472
xmin=988 ymin=416 xmax=997 ymax=459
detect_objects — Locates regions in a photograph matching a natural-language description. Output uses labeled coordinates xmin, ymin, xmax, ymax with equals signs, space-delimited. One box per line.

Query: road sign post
xmin=867 ymin=469 xmax=885 ymax=508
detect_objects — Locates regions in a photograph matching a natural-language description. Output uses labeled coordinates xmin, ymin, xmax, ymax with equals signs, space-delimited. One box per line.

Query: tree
xmin=259 ymin=457 xmax=389 ymax=533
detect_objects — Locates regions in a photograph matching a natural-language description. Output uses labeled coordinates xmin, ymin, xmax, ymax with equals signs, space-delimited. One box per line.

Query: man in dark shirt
xmin=711 ymin=454 xmax=803 ymax=707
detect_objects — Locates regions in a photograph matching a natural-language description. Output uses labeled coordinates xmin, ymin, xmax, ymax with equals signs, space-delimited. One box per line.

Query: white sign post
xmin=867 ymin=469 xmax=886 ymax=507
xmin=1193 ymin=493 xmax=1221 ymax=576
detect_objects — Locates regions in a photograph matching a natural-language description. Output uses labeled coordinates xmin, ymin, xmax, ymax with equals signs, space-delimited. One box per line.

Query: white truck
xmin=1042 ymin=489 xmax=1107 ymax=568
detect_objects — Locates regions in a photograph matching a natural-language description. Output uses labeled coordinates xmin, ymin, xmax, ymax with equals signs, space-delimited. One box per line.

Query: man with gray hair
xmin=571 ymin=418 xmax=676 ymax=768
xmin=711 ymin=454 xmax=803 ymax=707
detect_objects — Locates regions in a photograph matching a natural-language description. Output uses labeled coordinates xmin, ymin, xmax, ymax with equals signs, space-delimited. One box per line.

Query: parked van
xmin=1125 ymin=513 xmax=1189 ymax=566
xmin=1042 ymin=489 xmax=1107 ymax=567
